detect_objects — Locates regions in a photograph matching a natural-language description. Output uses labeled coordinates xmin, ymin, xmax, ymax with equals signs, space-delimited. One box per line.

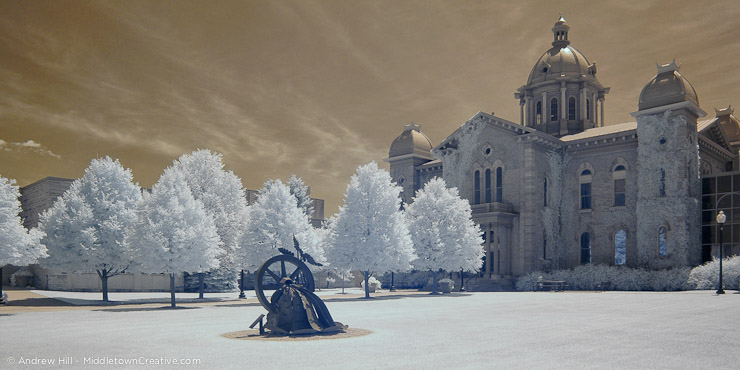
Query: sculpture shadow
xmin=321 ymin=291 xmax=474 ymax=304
xmin=1 ymin=297 xmax=73 ymax=307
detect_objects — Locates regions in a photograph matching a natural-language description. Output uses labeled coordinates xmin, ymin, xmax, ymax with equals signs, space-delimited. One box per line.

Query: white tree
xmin=288 ymin=174 xmax=313 ymax=218
xmin=168 ymin=149 xmax=249 ymax=297
xmin=239 ymin=179 xmax=323 ymax=271
xmin=406 ymin=177 xmax=484 ymax=293
xmin=0 ymin=176 xmax=47 ymax=300
xmin=39 ymin=157 xmax=141 ymax=302
xmin=128 ymin=166 xmax=222 ymax=308
xmin=327 ymin=161 xmax=415 ymax=298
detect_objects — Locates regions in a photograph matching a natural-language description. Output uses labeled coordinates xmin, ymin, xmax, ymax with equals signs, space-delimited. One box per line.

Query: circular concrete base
xmin=221 ymin=327 xmax=372 ymax=341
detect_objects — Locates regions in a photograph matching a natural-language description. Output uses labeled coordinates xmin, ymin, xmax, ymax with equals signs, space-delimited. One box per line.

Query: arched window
xmin=536 ymin=101 xmax=542 ymax=125
xmin=613 ymin=165 xmax=626 ymax=206
xmin=614 ymin=230 xmax=626 ymax=265
xmin=580 ymin=232 xmax=591 ymax=264
xmin=496 ymin=167 xmax=503 ymax=202
xmin=544 ymin=178 xmax=548 ymax=207
xmin=586 ymin=98 xmax=592 ymax=120
xmin=568 ymin=97 xmax=576 ymax=120
xmin=474 ymin=170 xmax=481 ymax=204
xmin=485 ymin=169 xmax=492 ymax=203
xmin=550 ymin=98 xmax=558 ymax=121
xmin=580 ymin=169 xmax=592 ymax=209
xmin=658 ymin=226 xmax=667 ymax=256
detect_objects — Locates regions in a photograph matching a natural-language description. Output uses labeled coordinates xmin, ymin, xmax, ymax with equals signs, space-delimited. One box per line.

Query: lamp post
xmin=716 ymin=210 xmax=726 ymax=295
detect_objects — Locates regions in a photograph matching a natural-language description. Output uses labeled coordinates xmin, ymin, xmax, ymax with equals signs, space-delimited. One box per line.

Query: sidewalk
xmin=0 ymin=287 xmax=426 ymax=313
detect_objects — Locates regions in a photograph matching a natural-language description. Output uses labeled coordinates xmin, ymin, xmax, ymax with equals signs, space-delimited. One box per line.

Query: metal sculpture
xmin=254 ymin=253 xmax=344 ymax=335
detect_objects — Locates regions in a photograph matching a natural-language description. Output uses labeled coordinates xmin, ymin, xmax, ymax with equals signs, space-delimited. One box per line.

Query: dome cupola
xmin=388 ymin=122 xmax=433 ymax=159
xmin=515 ymin=14 xmax=610 ymax=137
xmin=638 ymin=60 xmax=699 ymax=111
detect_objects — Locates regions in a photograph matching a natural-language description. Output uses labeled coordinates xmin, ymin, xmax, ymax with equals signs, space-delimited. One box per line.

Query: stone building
xmin=386 ymin=16 xmax=740 ymax=286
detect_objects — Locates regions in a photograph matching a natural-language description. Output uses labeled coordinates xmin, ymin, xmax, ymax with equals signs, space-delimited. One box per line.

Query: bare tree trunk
xmin=170 ymin=273 xmax=176 ymax=308
xmin=198 ymin=272 xmax=205 ymax=299
xmin=98 ymin=269 xmax=109 ymax=302
xmin=364 ymin=271 xmax=370 ymax=299
xmin=431 ymin=270 xmax=439 ymax=295
xmin=101 ymin=272 xmax=109 ymax=302
xmin=460 ymin=268 xmax=464 ymax=292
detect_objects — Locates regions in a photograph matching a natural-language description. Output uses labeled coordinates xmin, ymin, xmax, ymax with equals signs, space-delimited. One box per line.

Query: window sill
xmin=578 ymin=209 xmax=592 ymax=214
xmin=610 ymin=205 xmax=627 ymax=210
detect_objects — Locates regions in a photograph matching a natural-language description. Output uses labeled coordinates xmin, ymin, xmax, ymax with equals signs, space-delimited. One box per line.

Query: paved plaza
xmin=1 ymin=289 xmax=738 ymax=369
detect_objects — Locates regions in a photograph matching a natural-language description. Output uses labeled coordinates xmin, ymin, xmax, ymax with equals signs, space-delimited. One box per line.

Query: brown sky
xmin=1 ymin=0 xmax=740 ymax=215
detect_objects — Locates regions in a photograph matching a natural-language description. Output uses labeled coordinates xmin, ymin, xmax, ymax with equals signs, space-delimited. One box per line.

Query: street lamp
xmin=716 ymin=210 xmax=726 ymax=295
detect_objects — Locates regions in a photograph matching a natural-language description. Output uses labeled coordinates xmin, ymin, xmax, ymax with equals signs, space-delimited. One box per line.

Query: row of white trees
xmin=1 ymin=152 xmax=484 ymax=305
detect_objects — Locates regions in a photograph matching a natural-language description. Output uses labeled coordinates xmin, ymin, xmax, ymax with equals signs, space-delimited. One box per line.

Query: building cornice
xmin=563 ymin=131 xmax=638 ymax=152
xmin=630 ymin=100 xmax=707 ymax=118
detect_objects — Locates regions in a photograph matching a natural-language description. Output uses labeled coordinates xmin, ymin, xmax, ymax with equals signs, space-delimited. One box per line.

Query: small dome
xmin=389 ymin=122 xmax=433 ymax=158
xmin=638 ymin=60 xmax=698 ymax=111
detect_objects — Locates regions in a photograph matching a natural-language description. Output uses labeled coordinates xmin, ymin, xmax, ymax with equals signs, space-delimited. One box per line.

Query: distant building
xmin=18 ymin=177 xmax=74 ymax=231
xmin=386 ymin=15 xmax=740 ymax=288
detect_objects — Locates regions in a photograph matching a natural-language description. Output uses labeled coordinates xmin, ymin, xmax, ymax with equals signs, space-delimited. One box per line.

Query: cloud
xmin=0 ymin=138 xmax=60 ymax=159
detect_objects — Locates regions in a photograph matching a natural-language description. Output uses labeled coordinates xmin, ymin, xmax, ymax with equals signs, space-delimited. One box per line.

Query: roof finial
xmin=558 ymin=12 xmax=566 ymax=23
xmin=715 ymin=105 xmax=734 ymax=117
xmin=657 ymin=59 xmax=680 ymax=74
xmin=404 ymin=122 xmax=421 ymax=132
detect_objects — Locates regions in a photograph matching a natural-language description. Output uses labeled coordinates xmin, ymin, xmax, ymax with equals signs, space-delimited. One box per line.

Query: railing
xmin=471 ymin=202 xmax=512 ymax=214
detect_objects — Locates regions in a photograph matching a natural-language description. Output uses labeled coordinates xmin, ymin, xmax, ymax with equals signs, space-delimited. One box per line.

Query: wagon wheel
xmin=254 ymin=254 xmax=315 ymax=313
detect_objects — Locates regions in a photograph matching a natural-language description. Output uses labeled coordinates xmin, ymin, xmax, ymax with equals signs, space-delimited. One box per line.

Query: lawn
xmin=1 ymin=289 xmax=738 ymax=369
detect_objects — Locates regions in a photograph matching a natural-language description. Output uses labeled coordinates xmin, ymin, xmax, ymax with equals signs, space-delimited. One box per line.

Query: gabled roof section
xmin=698 ymin=117 xmax=732 ymax=152
xmin=434 ymin=112 xmax=538 ymax=153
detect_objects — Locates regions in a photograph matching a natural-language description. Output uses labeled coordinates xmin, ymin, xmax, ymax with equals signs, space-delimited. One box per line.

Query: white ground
xmin=3 ymin=290 xmax=739 ymax=369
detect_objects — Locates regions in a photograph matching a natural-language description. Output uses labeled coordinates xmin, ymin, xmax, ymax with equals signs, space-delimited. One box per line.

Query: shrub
xmin=687 ymin=256 xmax=740 ymax=290
xmin=10 ymin=268 xmax=33 ymax=287
xmin=515 ymin=264 xmax=691 ymax=291
xmin=361 ymin=276 xmax=382 ymax=291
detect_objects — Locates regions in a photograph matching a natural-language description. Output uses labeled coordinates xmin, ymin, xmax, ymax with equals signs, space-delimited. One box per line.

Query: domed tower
xmin=632 ymin=60 xmax=705 ymax=268
xmin=385 ymin=122 xmax=434 ymax=204
xmin=514 ymin=14 xmax=610 ymax=137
